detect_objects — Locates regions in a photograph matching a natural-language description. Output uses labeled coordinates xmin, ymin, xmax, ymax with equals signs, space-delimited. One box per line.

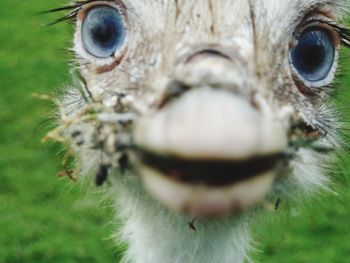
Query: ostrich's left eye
xmin=82 ymin=6 xmax=126 ymax=58
xmin=291 ymin=27 xmax=335 ymax=83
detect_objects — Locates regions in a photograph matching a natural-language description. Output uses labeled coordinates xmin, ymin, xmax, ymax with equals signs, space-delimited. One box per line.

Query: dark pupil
xmin=294 ymin=36 xmax=325 ymax=74
xmin=90 ymin=17 xmax=118 ymax=47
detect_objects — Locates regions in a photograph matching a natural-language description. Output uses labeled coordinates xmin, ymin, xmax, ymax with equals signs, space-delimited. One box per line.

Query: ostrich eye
xmin=82 ymin=6 xmax=125 ymax=58
xmin=291 ymin=27 xmax=335 ymax=83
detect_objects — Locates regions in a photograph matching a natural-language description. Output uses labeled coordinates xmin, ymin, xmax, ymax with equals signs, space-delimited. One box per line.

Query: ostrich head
xmin=52 ymin=0 xmax=349 ymax=262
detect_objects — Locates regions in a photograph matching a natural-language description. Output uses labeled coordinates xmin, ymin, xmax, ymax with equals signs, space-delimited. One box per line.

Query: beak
xmin=131 ymin=49 xmax=288 ymax=217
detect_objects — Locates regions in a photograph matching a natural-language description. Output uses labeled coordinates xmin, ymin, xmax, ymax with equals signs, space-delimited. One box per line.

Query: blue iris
xmin=291 ymin=27 xmax=335 ymax=82
xmin=82 ymin=6 xmax=125 ymax=58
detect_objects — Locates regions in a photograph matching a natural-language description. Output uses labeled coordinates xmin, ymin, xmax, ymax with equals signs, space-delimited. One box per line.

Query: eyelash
xmin=298 ymin=16 xmax=350 ymax=48
xmin=45 ymin=0 xmax=108 ymax=26
xmin=48 ymin=3 xmax=350 ymax=45
xmin=328 ymin=23 xmax=350 ymax=47
xmin=47 ymin=2 xmax=350 ymax=72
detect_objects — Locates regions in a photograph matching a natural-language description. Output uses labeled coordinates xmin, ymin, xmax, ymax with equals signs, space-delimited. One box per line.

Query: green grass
xmin=0 ymin=1 xmax=120 ymax=262
xmin=0 ymin=1 xmax=349 ymax=263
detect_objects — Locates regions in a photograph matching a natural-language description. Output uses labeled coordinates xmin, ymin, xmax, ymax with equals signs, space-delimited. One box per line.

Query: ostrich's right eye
xmin=82 ymin=6 xmax=126 ymax=58
xmin=290 ymin=27 xmax=336 ymax=86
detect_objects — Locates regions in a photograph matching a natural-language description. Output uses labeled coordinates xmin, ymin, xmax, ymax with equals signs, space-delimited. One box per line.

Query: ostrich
xmin=48 ymin=0 xmax=350 ymax=262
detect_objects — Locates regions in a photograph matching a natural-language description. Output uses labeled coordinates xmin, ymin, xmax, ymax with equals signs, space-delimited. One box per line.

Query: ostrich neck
xmin=114 ymin=174 xmax=252 ymax=263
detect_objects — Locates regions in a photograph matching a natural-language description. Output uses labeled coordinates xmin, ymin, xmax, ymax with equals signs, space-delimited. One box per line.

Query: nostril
xmin=174 ymin=48 xmax=242 ymax=91
xmin=186 ymin=49 xmax=231 ymax=63
xmin=159 ymin=81 xmax=191 ymax=109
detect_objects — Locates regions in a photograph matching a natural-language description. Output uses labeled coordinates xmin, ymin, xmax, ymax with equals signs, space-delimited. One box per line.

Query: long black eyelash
xmin=301 ymin=17 xmax=350 ymax=49
xmin=320 ymin=21 xmax=350 ymax=48
xmin=43 ymin=0 xmax=99 ymax=26
xmin=333 ymin=25 xmax=350 ymax=48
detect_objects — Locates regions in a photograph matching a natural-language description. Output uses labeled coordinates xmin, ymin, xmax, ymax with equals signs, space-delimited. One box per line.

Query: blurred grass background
xmin=0 ymin=1 xmax=349 ymax=263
